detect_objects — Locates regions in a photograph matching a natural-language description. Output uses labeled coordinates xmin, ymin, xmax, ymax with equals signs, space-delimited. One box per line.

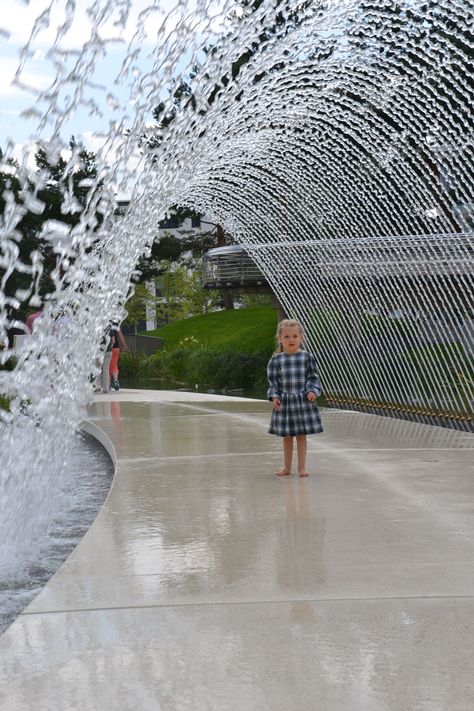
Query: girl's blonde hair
xmin=274 ymin=318 xmax=304 ymax=354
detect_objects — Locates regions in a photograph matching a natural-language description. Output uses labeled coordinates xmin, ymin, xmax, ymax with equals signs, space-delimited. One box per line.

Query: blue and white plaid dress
xmin=267 ymin=350 xmax=323 ymax=437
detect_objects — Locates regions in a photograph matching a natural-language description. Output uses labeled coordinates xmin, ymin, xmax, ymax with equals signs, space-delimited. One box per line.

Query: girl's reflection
xmin=277 ymin=477 xmax=326 ymax=593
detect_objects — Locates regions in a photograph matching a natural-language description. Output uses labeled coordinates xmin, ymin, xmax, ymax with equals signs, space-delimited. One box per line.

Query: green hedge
xmin=119 ymin=348 xmax=269 ymax=393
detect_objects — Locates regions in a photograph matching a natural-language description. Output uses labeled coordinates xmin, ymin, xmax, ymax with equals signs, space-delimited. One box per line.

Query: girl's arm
xmin=305 ymin=353 xmax=322 ymax=398
xmin=267 ymin=356 xmax=280 ymax=401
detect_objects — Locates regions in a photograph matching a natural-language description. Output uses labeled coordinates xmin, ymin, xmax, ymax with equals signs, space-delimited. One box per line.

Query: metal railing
xmin=202 ymin=245 xmax=268 ymax=288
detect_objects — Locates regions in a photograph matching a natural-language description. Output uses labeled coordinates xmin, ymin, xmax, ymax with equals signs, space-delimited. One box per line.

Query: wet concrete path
xmin=1 ymin=391 xmax=474 ymax=710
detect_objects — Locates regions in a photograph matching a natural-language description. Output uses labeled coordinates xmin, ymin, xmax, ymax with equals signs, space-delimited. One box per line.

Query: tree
xmin=155 ymin=261 xmax=219 ymax=326
xmin=134 ymin=219 xmax=218 ymax=283
xmin=123 ymin=283 xmax=159 ymax=334
xmin=126 ymin=257 xmax=220 ymax=331
xmin=148 ymin=0 xmax=315 ymax=138
xmin=0 ymin=138 xmax=102 ymax=321
xmin=132 ymin=205 xmax=234 ymax=307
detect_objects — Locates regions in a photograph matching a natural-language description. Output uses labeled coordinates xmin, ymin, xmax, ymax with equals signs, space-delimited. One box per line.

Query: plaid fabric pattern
xmin=267 ymin=350 xmax=323 ymax=437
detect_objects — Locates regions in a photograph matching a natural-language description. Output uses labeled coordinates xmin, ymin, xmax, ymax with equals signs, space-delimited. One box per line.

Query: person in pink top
xmin=26 ymin=309 xmax=43 ymax=333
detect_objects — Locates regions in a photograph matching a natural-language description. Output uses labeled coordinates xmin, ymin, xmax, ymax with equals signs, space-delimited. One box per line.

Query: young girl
xmin=267 ymin=319 xmax=323 ymax=477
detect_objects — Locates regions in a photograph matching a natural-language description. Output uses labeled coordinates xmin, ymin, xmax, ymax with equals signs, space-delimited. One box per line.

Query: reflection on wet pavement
xmin=1 ymin=394 xmax=473 ymax=710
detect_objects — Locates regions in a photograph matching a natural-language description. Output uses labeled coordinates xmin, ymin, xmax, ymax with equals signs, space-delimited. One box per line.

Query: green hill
xmin=144 ymin=306 xmax=277 ymax=353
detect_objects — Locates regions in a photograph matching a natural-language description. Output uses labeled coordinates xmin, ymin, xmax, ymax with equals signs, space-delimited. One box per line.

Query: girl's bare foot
xmin=275 ymin=468 xmax=291 ymax=476
xmin=298 ymin=471 xmax=309 ymax=477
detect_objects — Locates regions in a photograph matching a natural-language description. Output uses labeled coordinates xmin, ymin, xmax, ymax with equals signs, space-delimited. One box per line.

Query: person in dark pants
xmin=109 ymin=323 xmax=128 ymax=391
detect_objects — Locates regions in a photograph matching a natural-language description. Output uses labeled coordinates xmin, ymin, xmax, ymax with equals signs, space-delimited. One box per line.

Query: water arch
xmin=1 ymin=2 xmax=473 ymax=564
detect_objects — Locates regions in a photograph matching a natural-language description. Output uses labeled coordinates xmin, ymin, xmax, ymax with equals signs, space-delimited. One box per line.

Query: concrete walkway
xmin=1 ymin=390 xmax=474 ymax=710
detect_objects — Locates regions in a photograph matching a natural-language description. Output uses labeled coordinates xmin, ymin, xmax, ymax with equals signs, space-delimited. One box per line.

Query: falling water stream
xmin=0 ymin=0 xmax=473 ymax=589
xmin=0 ymin=431 xmax=113 ymax=634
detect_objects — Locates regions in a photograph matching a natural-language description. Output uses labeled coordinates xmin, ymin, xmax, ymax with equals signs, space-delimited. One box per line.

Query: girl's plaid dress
xmin=267 ymin=350 xmax=323 ymax=437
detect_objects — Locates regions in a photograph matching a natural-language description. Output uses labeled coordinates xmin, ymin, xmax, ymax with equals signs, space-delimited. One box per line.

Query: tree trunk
xmin=223 ymin=291 xmax=234 ymax=310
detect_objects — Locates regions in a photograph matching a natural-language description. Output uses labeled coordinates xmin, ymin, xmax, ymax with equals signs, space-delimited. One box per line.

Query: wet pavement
xmin=1 ymin=390 xmax=474 ymax=710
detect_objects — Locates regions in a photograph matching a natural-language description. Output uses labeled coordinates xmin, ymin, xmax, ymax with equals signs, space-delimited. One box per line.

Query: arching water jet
xmin=0 ymin=0 xmax=473 ymax=573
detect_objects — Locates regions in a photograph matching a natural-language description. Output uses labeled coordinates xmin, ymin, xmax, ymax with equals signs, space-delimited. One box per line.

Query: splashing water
xmin=0 ymin=0 xmax=473 ymax=570
xmin=0 ymin=431 xmax=113 ymax=634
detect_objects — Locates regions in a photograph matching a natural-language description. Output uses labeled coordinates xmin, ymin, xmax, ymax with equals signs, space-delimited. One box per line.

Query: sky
xmin=2 ymin=1 xmax=140 ymax=150
xmin=0 ymin=0 xmax=356 ymax=170
xmin=0 ymin=0 xmax=230 ymax=172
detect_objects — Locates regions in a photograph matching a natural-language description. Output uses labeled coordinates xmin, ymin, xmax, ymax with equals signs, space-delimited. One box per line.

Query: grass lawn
xmin=143 ymin=306 xmax=277 ymax=353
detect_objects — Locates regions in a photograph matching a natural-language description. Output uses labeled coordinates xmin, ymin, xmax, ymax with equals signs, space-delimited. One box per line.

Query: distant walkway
xmin=1 ymin=391 xmax=474 ymax=710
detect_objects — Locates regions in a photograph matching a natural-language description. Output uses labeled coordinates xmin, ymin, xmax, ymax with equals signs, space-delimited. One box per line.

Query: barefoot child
xmin=267 ymin=319 xmax=323 ymax=477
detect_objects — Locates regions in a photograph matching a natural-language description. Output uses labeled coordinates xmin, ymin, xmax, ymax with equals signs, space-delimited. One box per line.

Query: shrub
xmin=184 ymin=348 xmax=269 ymax=392
xmin=0 ymin=395 xmax=10 ymax=411
xmin=118 ymin=351 xmax=151 ymax=379
xmin=122 ymin=347 xmax=270 ymax=394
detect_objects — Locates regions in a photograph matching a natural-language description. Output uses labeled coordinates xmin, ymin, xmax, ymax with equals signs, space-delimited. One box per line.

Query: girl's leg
xmin=276 ymin=436 xmax=293 ymax=475
xmin=296 ymin=435 xmax=308 ymax=476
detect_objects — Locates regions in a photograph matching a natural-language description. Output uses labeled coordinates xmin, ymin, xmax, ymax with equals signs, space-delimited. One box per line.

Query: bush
xmin=118 ymin=351 xmax=154 ymax=380
xmin=0 ymin=395 xmax=10 ymax=411
xmin=119 ymin=346 xmax=270 ymax=394
xmin=189 ymin=349 xmax=269 ymax=391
